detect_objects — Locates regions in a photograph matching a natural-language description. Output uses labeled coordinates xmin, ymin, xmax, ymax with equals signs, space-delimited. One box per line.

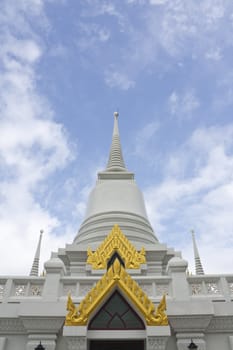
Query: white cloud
xmin=213 ymin=70 xmax=233 ymax=109
xmin=105 ymin=70 xmax=135 ymax=90
xmin=205 ymin=47 xmax=222 ymax=61
xmin=77 ymin=22 xmax=111 ymax=51
xmin=152 ymin=0 xmax=228 ymax=57
xmin=122 ymin=0 xmax=233 ymax=76
xmin=150 ymin=0 xmax=168 ymax=5
xmin=133 ymin=121 xmax=160 ymax=158
xmin=0 ymin=0 xmax=74 ymax=275
xmin=202 ymin=0 xmax=225 ymax=25
xmin=127 ymin=0 xmax=146 ymax=3
xmin=82 ymin=0 xmax=126 ymax=32
xmin=144 ymin=124 xmax=233 ymax=273
xmin=1 ymin=35 xmax=42 ymax=64
xmin=76 ymin=0 xmax=233 ymax=91
xmin=169 ymin=90 xmax=200 ymax=119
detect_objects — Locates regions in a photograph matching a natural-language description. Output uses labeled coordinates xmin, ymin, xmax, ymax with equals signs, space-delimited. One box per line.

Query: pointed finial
xmin=106 ymin=111 xmax=126 ymax=171
xmin=191 ymin=230 xmax=204 ymax=275
xmin=30 ymin=230 xmax=43 ymax=277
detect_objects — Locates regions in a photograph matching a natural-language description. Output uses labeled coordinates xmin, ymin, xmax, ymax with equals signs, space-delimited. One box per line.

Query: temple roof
xmin=65 ymin=258 xmax=168 ymax=326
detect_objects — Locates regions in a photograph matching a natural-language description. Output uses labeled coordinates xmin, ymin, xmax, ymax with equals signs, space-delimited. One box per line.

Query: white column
xmin=229 ymin=336 xmax=233 ymax=350
xmin=42 ymin=255 xmax=66 ymax=302
xmin=63 ymin=325 xmax=87 ymax=350
xmin=66 ymin=337 xmax=86 ymax=350
xmin=147 ymin=337 xmax=169 ymax=350
xmin=0 ymin=338 xmax=6 ymax=350
xmin=147 ymin=325 xmax=171 ymax=350
xmin=167 ymin=258 xmax=189 ymax=300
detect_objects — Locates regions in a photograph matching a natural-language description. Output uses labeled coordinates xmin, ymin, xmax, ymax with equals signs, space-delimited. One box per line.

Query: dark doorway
xmin=90 ymin=340 xmax=145 ymax=350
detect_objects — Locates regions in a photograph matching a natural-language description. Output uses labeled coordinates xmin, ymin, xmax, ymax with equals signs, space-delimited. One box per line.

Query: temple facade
xmin=0 ymin=113 xmax=233 ymax=350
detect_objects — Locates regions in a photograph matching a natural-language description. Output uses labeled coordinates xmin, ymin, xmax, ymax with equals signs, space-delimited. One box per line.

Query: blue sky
xmin=0 ymin=0 xmax=233 ymax=275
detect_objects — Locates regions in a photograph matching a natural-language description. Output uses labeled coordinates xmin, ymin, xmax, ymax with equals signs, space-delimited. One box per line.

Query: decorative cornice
xmin=87 ymin=224 xmax=146 ymax=269
xmin=207 ymin=316 xmax=233 ymax=332
xmin=65 ymin=258 xmax=168 ymax=327
xmin=169 ymin=315 xmax=212 ymax=332
xmin=0 ymin=318 xmax=25 ymax=334
xmin=21 ymin=317 xmax=64 ymax=333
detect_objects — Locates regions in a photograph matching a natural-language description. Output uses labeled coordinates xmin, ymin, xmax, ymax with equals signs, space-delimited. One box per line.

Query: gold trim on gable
xmin=87 ymin=224 xmax=146 ymax=269
xmin=65 ymin=258 xmax=168 ymax=327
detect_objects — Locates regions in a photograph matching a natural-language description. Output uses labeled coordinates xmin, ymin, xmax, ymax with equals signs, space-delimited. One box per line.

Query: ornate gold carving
xmin=65 ymin=258 xmax=168 ymax=326
xmin=66 ymin=293 xmax=79 ymax=324
xmin=154 ymin=294 xmax=168 ymax=326
xmin=87 ymin=224 xmax=146 ymax=269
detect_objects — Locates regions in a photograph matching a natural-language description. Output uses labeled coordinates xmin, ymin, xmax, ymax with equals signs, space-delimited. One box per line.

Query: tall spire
xmin=30 ymin=230 xmax=43 ymax=277
xmin=191 ymin=230 xmax=204 ymax=275
xmin=106 ymin=111 xmax=126 ymax=171
xmin=74 ymin=111 xmax=157 ymax=247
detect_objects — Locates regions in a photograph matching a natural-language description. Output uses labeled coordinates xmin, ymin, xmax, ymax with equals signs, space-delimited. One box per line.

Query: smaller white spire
xmin=191 ymin=230 xmax=204 ymax=275
xmin=30 ymin=230 xmax=43 ymax=277
xmin=106 ymin=111 xmax=126 ymax=171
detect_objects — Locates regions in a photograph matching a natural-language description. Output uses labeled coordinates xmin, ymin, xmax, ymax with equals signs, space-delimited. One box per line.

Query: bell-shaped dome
xmin=73 ymin=112 xmax=158 ymax=247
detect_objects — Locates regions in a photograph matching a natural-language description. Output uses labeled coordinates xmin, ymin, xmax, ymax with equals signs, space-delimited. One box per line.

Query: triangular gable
xmin=87 ymin=224 xmax=146 ymax=269
xmin=88 ymin=290 xmax=145 ymax=330
xmin=65 ymin=258 xmax=168 ymax=326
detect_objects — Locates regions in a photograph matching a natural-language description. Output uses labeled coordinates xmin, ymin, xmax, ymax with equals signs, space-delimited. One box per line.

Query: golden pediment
xmin=87 ymin=224 xmax=146 ymax=269
xmin=65 ymin=258 xmax=168 ymax=327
